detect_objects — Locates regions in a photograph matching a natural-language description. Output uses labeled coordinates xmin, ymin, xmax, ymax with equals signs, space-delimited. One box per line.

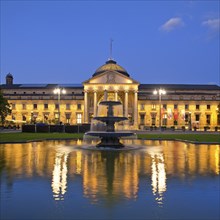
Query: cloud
xmin=202 ymin=18 xmax=220 ymax=32
xmin=160 ymin=17 xmax=184 ymax=32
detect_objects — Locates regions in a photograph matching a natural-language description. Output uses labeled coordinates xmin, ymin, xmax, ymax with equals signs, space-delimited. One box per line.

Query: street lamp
xmin=153 ymin=89 xmax=166 ymax=131
xmin=53 ymin=87 xmax=66 ymax=124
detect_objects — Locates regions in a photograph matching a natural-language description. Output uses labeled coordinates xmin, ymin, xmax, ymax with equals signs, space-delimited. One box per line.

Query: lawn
xmin=137 ymin=133 xmax=220 ymax=143
xmin=0 ymin=132 xmax=219 ymax=143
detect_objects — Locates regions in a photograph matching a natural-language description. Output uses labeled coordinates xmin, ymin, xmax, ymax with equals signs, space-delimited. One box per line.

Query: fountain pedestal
xmin=85 ymin=101 xmax=136 ymax=148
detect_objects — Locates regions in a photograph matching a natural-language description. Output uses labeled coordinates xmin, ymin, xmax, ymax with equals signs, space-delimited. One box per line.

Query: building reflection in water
xmin=51 ymin=152 xmax=68 ymax=201
xmin=0 ymin=140 xmax=219 ymax=204
xmin=150 ymin=150 xmax=166 ymax=205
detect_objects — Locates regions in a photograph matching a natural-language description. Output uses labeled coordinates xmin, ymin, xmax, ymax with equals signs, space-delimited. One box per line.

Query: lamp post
xmin=153 ymin=89 xmax=166 ymax=131
xmin=53 ymin=87 xmax=66 ymax=124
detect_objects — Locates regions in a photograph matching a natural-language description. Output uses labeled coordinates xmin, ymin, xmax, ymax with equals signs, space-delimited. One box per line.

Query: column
xmin=124 ymin=90 xmax=128 ymax=117
xmin=114 ymin=90 xmax=118 ymax=101
xmin=84 ymin=90 xmax=88 ymax=123
xmin=93 ymin=91 xmax=97 ymax=117
xmin=134 ymin=90 xmax=138 ymax=128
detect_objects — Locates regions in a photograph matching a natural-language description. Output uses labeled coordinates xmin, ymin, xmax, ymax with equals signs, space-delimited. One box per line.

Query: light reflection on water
xmin=0 ymin=140 xmax=219 ymax=220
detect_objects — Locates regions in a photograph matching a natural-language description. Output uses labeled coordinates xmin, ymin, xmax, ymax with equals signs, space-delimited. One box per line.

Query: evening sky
xmin=0 ymin=1 xmax=219 ymax=85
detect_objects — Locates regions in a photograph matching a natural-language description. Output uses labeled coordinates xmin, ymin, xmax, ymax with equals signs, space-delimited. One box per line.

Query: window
xmin=43 ymin=92 xmax=45 ymax=94
xmin=33 ymin=104 xmax=37 ymax=109
xmin=77 ymin=104 xmax=81 ymax=110
xmin=185 ymin=114 xmax=189 ymax=123
xmin=66 ymin=104 xmax=70 ymax=110
xmin=22 ymin=104 xmax=26 ymax=110
xmin=185 ymin=104 xmax=189 ymax=110
xmin=151 ymin=113 xmax=156 ymax=126
xmin=207 ymin=105 xmax=210 ymax=110
xmin=66 ymin=113 xmax=71 ymax=124
xmin=44 ymin=114 xmax=49 ymax=121
xmin=23 ymin=92 xmax=26 ymax=94
xmin=140 ymin=114 xmax=145 ymax=125
xmin=196 ymin=105 xmax=200 ymax=110
xmin=55 ymin=104 xmax=59 ymax=109
xmin=44 ymin=104 xmax=48 ymax=109
xmin=33 ymin=92 xmax=36 ymax=94
xmin=151 ymin=104 xmax=156 ymax=110
xmin=12 ymin=115 xmax=16 ymax=120
xmin=163 ymin=104 xmax=167 ymax=110
xmin=54 ymin=113 xmax=59 ymax=119
xmin=195 ymin=114 xmax=200 ymax=121
xmin=14 ymin=92 xmax=16 ymax=94
xmin=206 ymin=115 xmax=211 ymax=125
xmin=140 ymin=104 xmax=145 ymax=111
xmin=12 ymin=104 xmax=16 ymax=110
xmin=22 ymin=115 xmax=26 ymax=121
xmin=162 ymin=114 xmax=167 ymax=126
xmin=174 ymin=104 xmax=178 ymax=109
xmin=218 ymin=114 xmax=220 ymax=125
xmin=76 ymin=113 xmax=82 ymax=124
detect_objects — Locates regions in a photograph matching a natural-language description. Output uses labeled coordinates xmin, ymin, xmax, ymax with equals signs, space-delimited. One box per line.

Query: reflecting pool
xmin=0 ymin=140 xmax=219 ymax=220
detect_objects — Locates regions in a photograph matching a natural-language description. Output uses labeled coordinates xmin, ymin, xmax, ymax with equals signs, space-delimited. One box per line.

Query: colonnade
xmin=84 ymin=89 xmax=138 ymax=128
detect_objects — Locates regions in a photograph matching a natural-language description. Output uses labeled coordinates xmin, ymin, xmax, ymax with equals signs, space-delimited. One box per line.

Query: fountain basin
xmin=86 ymin=131 xmax=135 ymax=137
xmin=85 ymin=131 xmax=136 ymax=148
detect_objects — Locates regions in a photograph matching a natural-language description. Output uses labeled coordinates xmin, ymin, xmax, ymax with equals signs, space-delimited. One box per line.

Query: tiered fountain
xmin=85 ymin=101 xmax=136 ymax=148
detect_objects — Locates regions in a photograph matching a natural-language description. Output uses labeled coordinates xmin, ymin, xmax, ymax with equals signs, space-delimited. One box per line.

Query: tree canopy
xmin=0 ymin=90 xmax=11 ymax=124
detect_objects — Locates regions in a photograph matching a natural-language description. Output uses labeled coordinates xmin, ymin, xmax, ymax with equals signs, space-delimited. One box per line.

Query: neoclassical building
xmin=1 ymin=59 xmax=220 ymax=130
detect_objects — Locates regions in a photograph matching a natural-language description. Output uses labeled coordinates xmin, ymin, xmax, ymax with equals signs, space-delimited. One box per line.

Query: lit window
xmin=77 ymin=104 xmax=81 ymax=110
xmin=77 ymin=113 xmax=82 ymax=124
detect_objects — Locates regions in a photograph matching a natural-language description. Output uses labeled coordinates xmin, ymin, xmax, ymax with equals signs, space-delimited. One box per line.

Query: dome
xmin=6 ymin=73 xmax=13 ymax=78
xmin=93 ymin=59 xmax=130 ymax=77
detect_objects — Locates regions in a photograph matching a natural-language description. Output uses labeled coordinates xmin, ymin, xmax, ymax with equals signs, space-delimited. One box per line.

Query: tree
xmin=0 ymin=90 xmax=11 ymax=125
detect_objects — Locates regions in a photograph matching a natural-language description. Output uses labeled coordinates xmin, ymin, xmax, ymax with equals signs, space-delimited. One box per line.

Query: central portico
xmin=83 ymin=59 xmax=139 ymax=129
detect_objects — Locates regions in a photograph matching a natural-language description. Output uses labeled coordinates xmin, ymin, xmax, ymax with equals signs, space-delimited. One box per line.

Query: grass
xmin=0 ymin=132 xmax=84 ymax=142
xmin=137 ymin=133 xmax=220 ymax=143
xmin=0 ymin=132 xmax=219 ymax=143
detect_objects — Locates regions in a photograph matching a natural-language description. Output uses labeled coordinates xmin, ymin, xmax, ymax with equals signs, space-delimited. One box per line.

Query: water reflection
xmin=52 ymin=152 xmax=68 ymax=200
xmin=0 ymin=140 xmax=219 ymax=206
xmin=150 ymin=150 xmax=166 ymax=205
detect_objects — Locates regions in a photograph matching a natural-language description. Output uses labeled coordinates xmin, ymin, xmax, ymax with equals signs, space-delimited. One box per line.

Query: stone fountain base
xmin=85 ymin=131 xmax=135 ymax=148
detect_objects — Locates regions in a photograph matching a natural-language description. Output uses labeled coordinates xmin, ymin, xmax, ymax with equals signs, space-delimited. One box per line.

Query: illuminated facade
xmin=1 ymin=59 xmax=220 ymax=129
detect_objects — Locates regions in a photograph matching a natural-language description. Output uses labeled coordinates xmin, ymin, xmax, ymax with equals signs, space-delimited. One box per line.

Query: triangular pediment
xmin=83 ymin=71 xmax=139 ymax=85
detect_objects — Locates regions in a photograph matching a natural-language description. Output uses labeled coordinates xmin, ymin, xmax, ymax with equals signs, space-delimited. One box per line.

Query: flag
xmin=167 ymin=108 xmax=172 ymax=119
xmin=173 ymin=109 xmax=178 ymax=120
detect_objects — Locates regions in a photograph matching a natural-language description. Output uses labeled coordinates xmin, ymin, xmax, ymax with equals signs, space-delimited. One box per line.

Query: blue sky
xmin=0 ymin=1 xmax=219 ymax=85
